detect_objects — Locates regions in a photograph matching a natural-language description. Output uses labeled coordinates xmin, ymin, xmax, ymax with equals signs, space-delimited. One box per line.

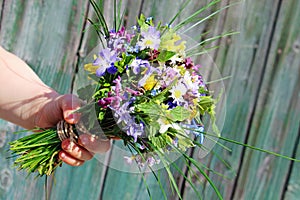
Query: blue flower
xmin=107 ymin=65 xmax=117 ymax=74
xmin=150 ymin=89 xmax=161 ymax=96
xmin=166 ymin=99 xmax=177 ymax=109
xmin=194 ymin=126 xmax=204 ymax=144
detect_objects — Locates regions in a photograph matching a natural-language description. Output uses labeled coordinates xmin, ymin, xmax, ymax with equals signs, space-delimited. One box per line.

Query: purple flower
xmin=112 ymin=76 xmax=122 ymax=97
xmin=146 ymin=156 xmax=160 ymax=167
xmin=166 ymin=100 xmax=178 ymax=109
xmin=137 ymin=26 xmax=161 ymax=50
xmin=111 ymin=102 xmax=133 ymax=124
xmin=126 ymin=88 xmax=142 ymax=96
xmin=94 ymin=48 xmax=119 ymax=77
xmin=130 ymin=59 xmax=150 ymax=75
xmin=107 ymin=65 xmax=117 ymax=74
xmin=127 ymin=122 xmax=144 ymax=142
xmin=108 ymin=27 xmax=134 ymax=53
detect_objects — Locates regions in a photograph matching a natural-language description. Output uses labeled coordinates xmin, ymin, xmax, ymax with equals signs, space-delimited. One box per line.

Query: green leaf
xmin=176 ymin=132 xmax=194 ymax=150
xmin=149 ymin=133 xmax=172 ymax=149
xmin=157 ymin=50 xmax=176 ymax=62
xmin=77 ymin=85 xmax=96 ymax=101
xmin=168 ymin=106 xmax=190 ymax=121
xmin=135 ymin=101 xmax=161 ymax=116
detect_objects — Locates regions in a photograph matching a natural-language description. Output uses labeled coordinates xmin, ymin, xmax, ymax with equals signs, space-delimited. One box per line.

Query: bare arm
xmin=0 ymin=46 xmax=110 ymax=166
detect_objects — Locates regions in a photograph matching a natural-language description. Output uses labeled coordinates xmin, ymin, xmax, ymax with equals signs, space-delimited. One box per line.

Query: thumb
xmin=57 ymin=94 xmax=81 ymax=124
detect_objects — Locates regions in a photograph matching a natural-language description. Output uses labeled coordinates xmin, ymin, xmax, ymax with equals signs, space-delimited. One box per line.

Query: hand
xmin=35 ymin=93 xmax=111 ymax=166
xmin=0 ymin=46 xmax=110 ymax=167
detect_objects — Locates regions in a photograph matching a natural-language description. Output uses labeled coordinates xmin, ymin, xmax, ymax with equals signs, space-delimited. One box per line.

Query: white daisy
xmin=169 ymin=82 xmax=188 ymax=104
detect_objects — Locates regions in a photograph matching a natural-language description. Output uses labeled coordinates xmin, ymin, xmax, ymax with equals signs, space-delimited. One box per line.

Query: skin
xmin=0 ymin=46 xmax=111 ymax=166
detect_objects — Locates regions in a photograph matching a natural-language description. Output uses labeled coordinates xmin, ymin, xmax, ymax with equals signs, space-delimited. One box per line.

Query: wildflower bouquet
xmin=8 ymin=0 xmax=299 ymax=200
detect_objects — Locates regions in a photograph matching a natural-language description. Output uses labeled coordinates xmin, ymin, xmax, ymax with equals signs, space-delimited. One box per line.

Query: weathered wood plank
xmin=1 ymin=1 xmax=299 ymax=200
xmin=284 ymin=136 xmax=300 ymax=200
xmin=0 ymin=0 xmax=88 ymax=199
xmin=0 ymin=120 xmax=46 ymax=199
xmin=232 ymin=0 xmax=300 ymax=199
xmin=183 ymin=0 xmax=299 ymax=199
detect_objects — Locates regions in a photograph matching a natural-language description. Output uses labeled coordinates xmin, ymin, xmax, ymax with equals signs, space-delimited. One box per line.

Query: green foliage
xmin=157 ymin=50 xmax=176 ymax=62
xmin=168 ymin=106 xmax=190 ymax=121
xmin=9 ymin=129 xmax=62 ymax=177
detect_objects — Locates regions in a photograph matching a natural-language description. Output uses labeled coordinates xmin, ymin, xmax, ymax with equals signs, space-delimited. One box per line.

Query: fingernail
xmin=65 ymin=112 xmax=80 ymax=123
xmin=62 ymin=140 xmax=70 ymax=150
xmin=80 ymin=135 xmax=88 ymax=146
xmin=60 ymin=152 xmax=66 ymax=159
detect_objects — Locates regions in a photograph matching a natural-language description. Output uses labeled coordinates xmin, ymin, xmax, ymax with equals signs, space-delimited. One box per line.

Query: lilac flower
xmin=160 ymin=67 xmax=180 ymax=88
xmin=94 ymin=48 xmax=119 ymax=77
xmin=130 ymin=59 xmax=150 ymax=74
xmin=146 ymin=156 xmax=160 ymax=167
xmin=127 ymin=122 xmax=144 ymax=142
xmin=98 ymin=96 xmax=122 ymax=109
xmin=111 ymin=102 xmax=133 ymax=124
xmin=126 ymin=88 xmax=142 ymax=96
xmin=112 ymin=76 xmax=122 ymax=97
xmin=137 ymin=26 xmax=161 ymax=50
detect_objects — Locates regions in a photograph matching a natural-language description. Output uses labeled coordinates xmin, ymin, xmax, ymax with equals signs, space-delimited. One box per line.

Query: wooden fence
xmin=0 ymin=0 xmax=299 ymax=199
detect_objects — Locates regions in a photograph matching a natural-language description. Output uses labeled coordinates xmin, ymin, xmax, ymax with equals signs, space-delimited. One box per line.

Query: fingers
xmin=57 ymin=94 xmax=82 ymax=124
xmin=59 ymin=151 xmax=84 ymax=166
xmin=79 ymin=134 xmax=111 ymax=153
xmin=59 ymin=139 xmax=93 ymax=166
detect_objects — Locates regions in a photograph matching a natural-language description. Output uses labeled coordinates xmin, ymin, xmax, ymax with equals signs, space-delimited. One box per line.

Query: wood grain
xmin=0 ymin=0 xmax=299 ymax=200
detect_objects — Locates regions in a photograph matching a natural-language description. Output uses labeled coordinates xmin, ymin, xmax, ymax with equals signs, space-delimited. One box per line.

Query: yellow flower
xmin=84 ymin=55 xmax=98 ymax=73
xmin=160 ymin=31 xmax=186 ymax=53
xmin=143 ymin=75 xmax=157 ymax=91
xmin=84 ymin=63 xmax=98 ymax=74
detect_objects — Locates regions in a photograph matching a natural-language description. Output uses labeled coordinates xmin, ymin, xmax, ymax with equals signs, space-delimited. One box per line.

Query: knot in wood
xmin=293 ymin=42 xmax=300 ymax=53
xmin=0 ymin=169 xmax=13 ymax=191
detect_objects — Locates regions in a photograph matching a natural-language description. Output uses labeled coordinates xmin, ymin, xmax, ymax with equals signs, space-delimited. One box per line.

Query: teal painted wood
xmin=180 ymin=0 xmax=300 ymax=200
xmin=0 ymin=1 xmax=299 ymax=200
xmin=232 ymin=0 xmax=300 ymax=199
xmin=284 ymin=140 xmax=300 ymax=200
xmin=0 ymin=0 xmax=90 ymax=200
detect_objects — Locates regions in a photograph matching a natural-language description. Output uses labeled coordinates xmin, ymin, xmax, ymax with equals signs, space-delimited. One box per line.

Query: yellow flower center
xmin=145 ymin=39 xmax=154 ymax=46
xmin=174 ymin=90 xmax=182 ymax=99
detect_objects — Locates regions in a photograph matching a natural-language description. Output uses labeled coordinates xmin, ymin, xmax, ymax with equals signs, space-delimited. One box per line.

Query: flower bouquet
xmin=8 ymin=0 xmax=299 ymax=200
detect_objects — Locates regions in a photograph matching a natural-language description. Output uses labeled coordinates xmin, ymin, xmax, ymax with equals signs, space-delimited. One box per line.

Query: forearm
xmin=0 ymin=46 xmax=59 ymax=129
